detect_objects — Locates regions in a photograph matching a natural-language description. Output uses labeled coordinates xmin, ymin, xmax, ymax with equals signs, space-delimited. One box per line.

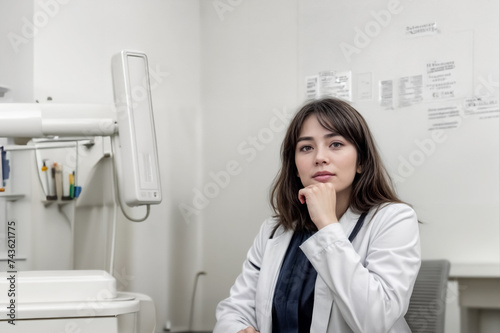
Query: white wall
xmin=198 ymin=0 xmax=299 ymax=328
xmin=0 ymin=0 xmax=34 ymax=103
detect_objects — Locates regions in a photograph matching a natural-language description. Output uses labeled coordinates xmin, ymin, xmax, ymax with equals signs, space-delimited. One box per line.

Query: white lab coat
xmin=214 ymin=203 xmax=421 ymax=333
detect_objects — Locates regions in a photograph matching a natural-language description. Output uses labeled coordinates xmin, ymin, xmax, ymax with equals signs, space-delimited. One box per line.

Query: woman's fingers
xmin=298 ymin=183 xmax=338 ymax=229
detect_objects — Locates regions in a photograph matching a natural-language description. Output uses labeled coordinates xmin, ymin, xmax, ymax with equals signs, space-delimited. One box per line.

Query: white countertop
xmin=449 ymin=263 xmax=500 ymax=278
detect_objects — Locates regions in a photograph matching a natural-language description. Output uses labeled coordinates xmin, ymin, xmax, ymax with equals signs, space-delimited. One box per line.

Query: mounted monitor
xmin=111 ymin=51 xmax=162 ymax=207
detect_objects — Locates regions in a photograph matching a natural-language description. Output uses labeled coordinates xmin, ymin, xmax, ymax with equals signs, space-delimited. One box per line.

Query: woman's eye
xmin=299 ymin=145 xmax=313 ymax=152
xmin=331 ymin=142 xmax=343 ymax=148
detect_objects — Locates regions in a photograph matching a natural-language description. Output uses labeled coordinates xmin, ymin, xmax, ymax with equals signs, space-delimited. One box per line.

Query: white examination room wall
xmin=0 ymin=2 xmax=33 ymax=103
xmin=198 ymin=0 xmax=299 ymax=329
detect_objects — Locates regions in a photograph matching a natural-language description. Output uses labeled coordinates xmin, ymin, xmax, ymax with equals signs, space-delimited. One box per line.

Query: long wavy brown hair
xmin=270 ymin=98 xmax=403 ymax=232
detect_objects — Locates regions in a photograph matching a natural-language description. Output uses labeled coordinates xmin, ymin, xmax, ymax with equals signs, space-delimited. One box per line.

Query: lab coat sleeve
xmin=213 ymin=218 xmax=274 ymax=333
xmin=300 ymin=203 xmax=421 ymax=333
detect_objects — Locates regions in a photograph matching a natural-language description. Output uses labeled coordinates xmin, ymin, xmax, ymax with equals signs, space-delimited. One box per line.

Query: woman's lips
xmin=313 ymin=172 xmax=334 ymax=182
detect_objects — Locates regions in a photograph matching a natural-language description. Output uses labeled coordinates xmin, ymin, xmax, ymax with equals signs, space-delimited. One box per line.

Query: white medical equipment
xmin=0 ymin=50 xmax=162 ymax=208
xmin=0 ymin=51 xmax=161 ymax=333
xmin=0 ymin=270 xmax=156 ymax=333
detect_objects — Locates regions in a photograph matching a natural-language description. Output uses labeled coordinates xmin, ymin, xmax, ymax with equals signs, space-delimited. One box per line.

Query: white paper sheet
xmin=464 ymin=96 xmax=499 ymax=120
xmin=305 ymin=75 xmax=320 ymax=100
xmin=379 ymin=79 xmax=393 ymax=109
xmin=398 ymin=75 xmax=423 ymax=107
xmin=356 ymin=72 xmax=372 ymax=100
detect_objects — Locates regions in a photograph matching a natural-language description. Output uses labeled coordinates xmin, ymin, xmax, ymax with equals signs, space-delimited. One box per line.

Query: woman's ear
xmin=356 ymin=164 xmax=362 ymax=174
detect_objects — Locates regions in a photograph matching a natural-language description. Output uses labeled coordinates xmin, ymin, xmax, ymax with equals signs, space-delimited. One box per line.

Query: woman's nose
xmin=315 ymin=147 xmax=329 ymax=165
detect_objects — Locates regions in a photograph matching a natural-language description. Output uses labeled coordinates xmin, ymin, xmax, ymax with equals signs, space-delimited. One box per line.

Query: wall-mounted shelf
xmin=0 ymin=193 xmax=25 ymax=201
xmin=3 ymin=138 xmax=94 ymax=151
xmin=0 ymin=256 xmax=26 ymax=261
xmin=42 ymin=199 xmax=74 ymax=206
xmin=3 ymin=138 xmax=93 ymax=204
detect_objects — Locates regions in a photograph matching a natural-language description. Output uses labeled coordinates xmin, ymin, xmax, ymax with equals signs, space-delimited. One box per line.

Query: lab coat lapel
xmin=310 ymin=266 xmax=334 ymax=332
xmin=256 ymin=228 xmax=293 ymax=333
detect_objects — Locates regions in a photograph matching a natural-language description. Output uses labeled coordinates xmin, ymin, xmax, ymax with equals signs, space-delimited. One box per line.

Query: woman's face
xmin=294 ymin=115 xmax=361 ymax=199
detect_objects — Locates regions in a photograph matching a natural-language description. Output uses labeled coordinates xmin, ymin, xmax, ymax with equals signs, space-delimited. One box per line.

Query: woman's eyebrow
xmin=297 ymin=132 xmax=340 ymax=143
xmin=297 ymin=136 xmax=313 ymax=143
xmin=325 ymin=132 xmax=340 ymax=139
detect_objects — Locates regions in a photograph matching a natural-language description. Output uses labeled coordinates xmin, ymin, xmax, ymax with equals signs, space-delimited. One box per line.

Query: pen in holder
xmin=54 ymin=163 xmax=63 ymax=200
xmin=41 ymin=159 xmax=56 ymax=200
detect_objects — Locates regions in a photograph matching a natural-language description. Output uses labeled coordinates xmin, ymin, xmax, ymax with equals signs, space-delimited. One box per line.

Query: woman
xmin=214 ymin=98 xmax=421 ymax=333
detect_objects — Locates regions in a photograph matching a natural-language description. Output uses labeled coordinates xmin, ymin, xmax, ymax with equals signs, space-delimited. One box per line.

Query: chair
xmin=405 ymin=260 xmax=451 ymax=333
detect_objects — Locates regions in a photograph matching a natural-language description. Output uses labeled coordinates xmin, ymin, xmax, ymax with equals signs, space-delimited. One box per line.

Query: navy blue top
xmin=271 ymin=213 xmax=367 ymax=333
xmin=272 ymin=230 xmax=316 ymax=333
